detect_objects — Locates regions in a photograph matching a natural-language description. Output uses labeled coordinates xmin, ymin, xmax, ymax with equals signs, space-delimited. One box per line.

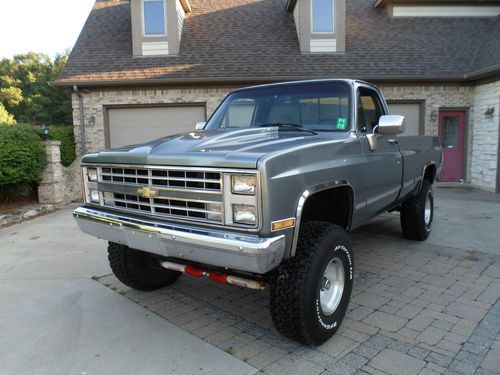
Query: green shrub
xmin=0 ymin=125 xmax=47 ymax=202
xmin=17 ymin=124 xmax=76 ymax=167
xmin=48 ymin=125 xmax=76 ymax=167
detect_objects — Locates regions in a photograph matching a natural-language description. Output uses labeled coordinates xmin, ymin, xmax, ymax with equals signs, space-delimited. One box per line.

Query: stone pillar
xmin=38 ymin=141 xmax=66 ymax=207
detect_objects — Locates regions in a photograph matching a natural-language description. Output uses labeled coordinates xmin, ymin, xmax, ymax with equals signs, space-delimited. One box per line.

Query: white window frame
xmin=311 ymin=0 xmax=335 ymax=34
xmin=142 ymin=0 xmax=167 ymax=37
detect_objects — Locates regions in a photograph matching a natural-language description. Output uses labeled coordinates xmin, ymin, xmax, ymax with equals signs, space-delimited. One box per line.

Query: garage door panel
xmin=108 ymin=106 xmax=206 ymax=148
xmin=388 ymin=103 xmax=421 ymax=136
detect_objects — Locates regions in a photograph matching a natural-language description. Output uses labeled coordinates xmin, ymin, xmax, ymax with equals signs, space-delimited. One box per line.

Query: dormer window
xmin=288 ymin=0 xmax=345 ymax=54
xmin=312 ymin=0 xmax=334 ymax=33
xmin=143 ymin=0 xmax=166 ymax=36
xmin=131 ymin=0 xmax=191 ymax=57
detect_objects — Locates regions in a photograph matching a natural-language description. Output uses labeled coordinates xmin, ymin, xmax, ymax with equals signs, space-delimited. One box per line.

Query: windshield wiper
xmin=256 ymin=123 xmax=317 ymax=135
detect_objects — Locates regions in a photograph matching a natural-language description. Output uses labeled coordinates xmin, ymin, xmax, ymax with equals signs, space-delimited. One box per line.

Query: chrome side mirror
xmin=378 ymin=115 xmax=405 ymax=135
xmin=195 ymin=121 xmax=206 ymax=131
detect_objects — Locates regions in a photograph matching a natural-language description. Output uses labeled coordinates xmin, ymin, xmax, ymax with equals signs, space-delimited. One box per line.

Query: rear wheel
xmin=400 ymin=180 xmax=434 ymax=241
xmin=108 ymin=242 xmax=181 ymax=291
xmin=269 ymin=222 xmax=354 ymax=346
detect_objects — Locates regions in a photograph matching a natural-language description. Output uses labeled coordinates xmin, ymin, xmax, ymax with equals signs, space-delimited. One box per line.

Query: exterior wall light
xmin=430 ymin=110 xmax=438 ymax=122
xmin=484 ymin=107 xmax=495 ymax=119
xmin=88 ymin=115 xmax=96 ymax=127
xmin=42 ymin=124 xmax=49 ymax=140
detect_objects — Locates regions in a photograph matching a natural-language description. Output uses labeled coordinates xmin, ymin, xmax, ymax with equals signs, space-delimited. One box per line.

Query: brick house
xmin=55 ymin=0 xmax=500 ymax=191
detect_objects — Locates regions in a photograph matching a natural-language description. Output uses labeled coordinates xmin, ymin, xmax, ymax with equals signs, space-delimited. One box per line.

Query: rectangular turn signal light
xmin=271 ymin=218 xmax=296 ymax=231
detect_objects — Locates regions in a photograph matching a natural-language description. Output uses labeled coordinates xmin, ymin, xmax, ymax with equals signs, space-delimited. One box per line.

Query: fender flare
xmin=290 ymin=180 xmax=355 ymax=257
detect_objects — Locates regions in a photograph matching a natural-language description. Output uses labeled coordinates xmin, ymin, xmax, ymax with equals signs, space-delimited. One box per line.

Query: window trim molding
xmin=142 ymin=0 xmax=167 ymax=37
xmin=310 ymin=0 xmax=335 ymax=34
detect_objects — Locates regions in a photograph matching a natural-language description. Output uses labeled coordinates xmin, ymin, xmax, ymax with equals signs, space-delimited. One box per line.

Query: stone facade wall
xmin=63 ymin=160 xmax=84 ymax=203
xmin=38 ymin=141 xmax=83 ymax=206
xmin=470 ymin=80 xmax=500 ymax=191
xmin=72 ymin=83 xmax=498 ymax=191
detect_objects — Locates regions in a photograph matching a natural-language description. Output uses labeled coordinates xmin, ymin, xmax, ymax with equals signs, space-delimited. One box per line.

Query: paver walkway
xmin=100 ymin=192 xmax=500 ymax=375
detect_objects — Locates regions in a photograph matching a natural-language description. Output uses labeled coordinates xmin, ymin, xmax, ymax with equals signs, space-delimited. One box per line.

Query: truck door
xmin=356 ymin=85 xmax=403 ymax=220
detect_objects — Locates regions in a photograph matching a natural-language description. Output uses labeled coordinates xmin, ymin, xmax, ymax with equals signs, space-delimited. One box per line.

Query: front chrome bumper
xmin=73 ymin=206 xmax=285 ymax=274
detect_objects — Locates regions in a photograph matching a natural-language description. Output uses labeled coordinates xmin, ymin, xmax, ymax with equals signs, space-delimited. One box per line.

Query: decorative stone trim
xmin=38 ymin=141 xmax=83 ymax=207
xmin=0 ymin=204 xmax=55 ymax=228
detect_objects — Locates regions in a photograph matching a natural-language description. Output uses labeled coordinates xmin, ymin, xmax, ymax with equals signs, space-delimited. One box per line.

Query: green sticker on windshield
xmin=336 ymin=118 xmax=347 ymax=129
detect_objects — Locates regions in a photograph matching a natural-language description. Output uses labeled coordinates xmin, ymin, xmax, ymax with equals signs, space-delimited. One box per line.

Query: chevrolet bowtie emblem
xmin=137 ymin=187 xmax=159 ymax=198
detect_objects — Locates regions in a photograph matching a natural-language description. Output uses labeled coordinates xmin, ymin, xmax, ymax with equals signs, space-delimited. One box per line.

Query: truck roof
xmin=233 ymin=78 xmax=374 ymax=93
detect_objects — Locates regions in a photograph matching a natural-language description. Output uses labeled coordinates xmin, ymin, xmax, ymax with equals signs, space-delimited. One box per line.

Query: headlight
xmin=87 ymin=168 xmax=98 ymax=182
xmin=231 ymin=175 xmax=256 ymax=195
xmin=90 ymin=190 xmax=100 ymax=203
xmin=233 ymin=204 xmax=256 ymax=225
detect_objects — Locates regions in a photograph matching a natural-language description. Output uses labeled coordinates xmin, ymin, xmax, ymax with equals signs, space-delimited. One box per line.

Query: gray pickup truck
xmin=74 ymin=79 xmax=442 ymax=345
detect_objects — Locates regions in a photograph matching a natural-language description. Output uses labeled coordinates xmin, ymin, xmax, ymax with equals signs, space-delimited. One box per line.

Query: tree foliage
xmin=0 ymin=102 xmax=16 ymax=125
xmin=0 ymin=52 xmax=72 ymax=124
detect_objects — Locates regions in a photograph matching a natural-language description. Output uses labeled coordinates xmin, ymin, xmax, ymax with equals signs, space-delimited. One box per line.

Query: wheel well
xmin=424 ymin=164 xmax=437 ymax=184
xmin=300 ymin=186 xmax=353 ymax=230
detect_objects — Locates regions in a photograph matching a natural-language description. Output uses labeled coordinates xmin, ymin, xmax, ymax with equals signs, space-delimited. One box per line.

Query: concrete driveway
xmin=1 ymin=186 xmax=499 ymax=375
xmin=0 ymin=206 xmax=256 ymax=375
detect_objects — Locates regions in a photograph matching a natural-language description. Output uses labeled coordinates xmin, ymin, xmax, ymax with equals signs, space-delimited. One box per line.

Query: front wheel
xmin=269 ymin=222 xmax=354 ymax=346
xmin=400 ymin=180 xmax=434 ymax=241
xmin=108 ymin=242 xmax=181 ymax=291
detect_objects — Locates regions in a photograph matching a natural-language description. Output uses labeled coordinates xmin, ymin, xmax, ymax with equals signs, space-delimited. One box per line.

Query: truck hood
xmin=81 ymin=128 xmax=343 ymax=169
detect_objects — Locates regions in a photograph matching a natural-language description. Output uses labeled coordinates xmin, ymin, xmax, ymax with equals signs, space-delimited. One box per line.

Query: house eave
xmin=374 ymin=0 xmax=500 ymax=8
xmin=51 ymin=72 xmax=499 ymax=89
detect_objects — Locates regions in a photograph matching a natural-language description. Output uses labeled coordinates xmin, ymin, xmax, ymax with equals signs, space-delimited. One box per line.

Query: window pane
xmin=312 ymin=0 xmax=334 ymax=33
xmin=358 ymin=89 xmax=384 ymax=132
xmin=442 ymin=116 xmax=459 ymax=148
xmin=206 ymin=82 xmax=351 ymax=132
xmin=224 ymin=99 xmax=256 ymax=128
xmin=144 ymin=0 xmax=165 ymax=36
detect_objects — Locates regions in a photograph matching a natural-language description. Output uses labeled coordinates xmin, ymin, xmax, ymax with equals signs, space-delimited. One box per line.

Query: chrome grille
xmin=94 ymin=166 xmax=223 ymax=224
xmin=101 ymin=167 xmax=222 ymax=192
xmin=102 ymin=192 xmax=222 ymax=223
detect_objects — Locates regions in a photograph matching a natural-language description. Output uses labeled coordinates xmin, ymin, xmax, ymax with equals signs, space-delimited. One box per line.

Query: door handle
xmin=388 ymin=138 xmax=398 ymax=145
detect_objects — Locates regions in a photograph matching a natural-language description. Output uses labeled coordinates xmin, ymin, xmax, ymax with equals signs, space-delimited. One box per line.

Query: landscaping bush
xmin=0 ymin=125 xmax=47 ymax=202
xmin=48 ymin=125 xmax=76 ymax=167
xmin=18 ymin=124 xmax=76 ymax=167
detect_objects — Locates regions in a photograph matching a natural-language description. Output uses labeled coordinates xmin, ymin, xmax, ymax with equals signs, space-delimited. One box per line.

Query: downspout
xmin=72 ymin=85 xmax=86 ymax=155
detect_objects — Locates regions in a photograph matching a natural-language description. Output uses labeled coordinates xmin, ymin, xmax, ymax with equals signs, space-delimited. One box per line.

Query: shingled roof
xmin=56 ymin=0 xmax=500 ymax=87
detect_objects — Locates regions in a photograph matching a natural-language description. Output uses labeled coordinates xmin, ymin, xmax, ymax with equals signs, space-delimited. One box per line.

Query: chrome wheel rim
xmin=424 ymin=191 xmax=432 ymax=227
xmin=320 ymin=257 xmax=345 ymax=316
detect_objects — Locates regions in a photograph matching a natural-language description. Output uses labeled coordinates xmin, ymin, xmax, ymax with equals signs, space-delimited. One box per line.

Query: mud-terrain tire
xmin=108 ymin=242 xmax=181 ymax=291
xmin=400 ymin=180 xmax=434 ymax=241
xmin=269 ymin=222 xmax=354 ymax=346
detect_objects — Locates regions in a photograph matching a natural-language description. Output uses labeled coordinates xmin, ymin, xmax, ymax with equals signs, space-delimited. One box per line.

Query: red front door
xmin=438 ymin=111 xmax=465 ymax=182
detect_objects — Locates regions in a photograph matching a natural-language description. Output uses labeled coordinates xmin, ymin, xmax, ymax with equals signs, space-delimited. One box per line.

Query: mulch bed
xmin=0 ymin=197 xmax=38 ymax=215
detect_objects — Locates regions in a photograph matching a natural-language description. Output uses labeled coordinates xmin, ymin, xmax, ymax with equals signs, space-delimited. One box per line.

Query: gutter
xmin=464 ymin=64 xmax=500 ymax=81
xmin=52 ymin=74 xmax=472 ymax=89
xmin=52 ymin=64 xmax=500 ymax=89
xmin=374 ymin=0 xmax=500 ymax=7
xmin=72 ymin=85 xmax=86 ymax=155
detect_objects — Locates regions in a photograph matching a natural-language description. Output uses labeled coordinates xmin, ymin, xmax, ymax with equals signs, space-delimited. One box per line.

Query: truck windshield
xmin=205 ymin=82 xmax=351 ymax=132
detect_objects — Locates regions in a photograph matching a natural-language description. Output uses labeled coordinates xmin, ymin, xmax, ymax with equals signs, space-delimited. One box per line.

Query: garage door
xmin=107 ymin=105 xmax=206 ymax=148
xmin=388 ymin=103 xmax=421 ymax=136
